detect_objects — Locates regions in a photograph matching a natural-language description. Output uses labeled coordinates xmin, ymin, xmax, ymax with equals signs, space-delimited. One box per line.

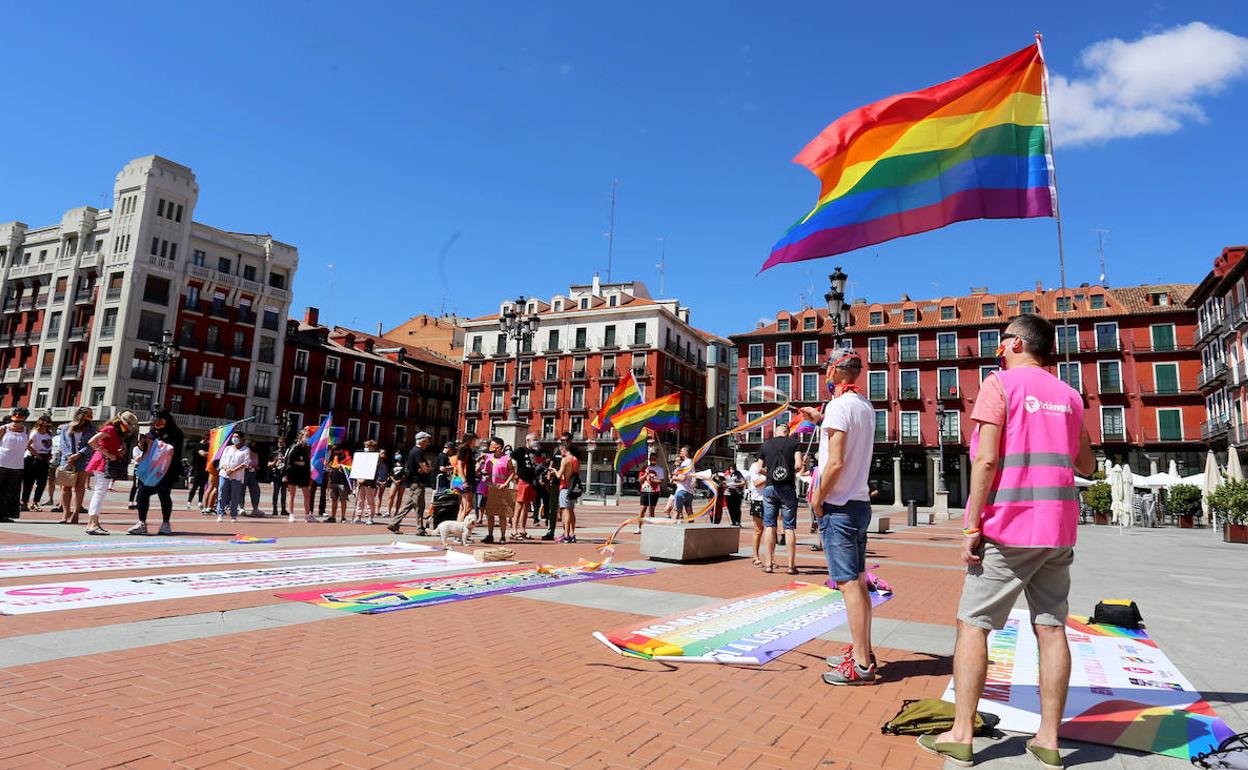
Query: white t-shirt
xmin=218 ymin=445 xmax=251 ymax=482
xmin=817 ymin=393 xmax=875 ymax=506
xmin=673 ymin=459 xmax=696 ymax=494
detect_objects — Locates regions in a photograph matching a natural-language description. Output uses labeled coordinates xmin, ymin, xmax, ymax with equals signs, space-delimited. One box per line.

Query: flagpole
xmin=1035 ymin=31 xmax=1073 ymax=373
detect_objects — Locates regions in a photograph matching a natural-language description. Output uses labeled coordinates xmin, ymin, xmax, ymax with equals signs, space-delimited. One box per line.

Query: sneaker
xmin=364 ymin=518 xmax=375 ymax=525
xmin=216 ymin=515 xmax=224 ymax=523
xmin=127 ymin=503 xmax=137 ymax=510
xmin=554 ymin=536 xmax=566 ymax=543
xmin=812 ymin=543 xmax=823 ymax=552
xmin=186 ymin=503 xmax=194 ymax=510
xmin=541 ymin=533 xmax=555 ymax=541
xmin=633 ymin=527 xmax=642 ymax=534
xmin=387 ymin=522 xmax=402 ymax=534
xmin=51 ymin=505 xmax=63 ymax=513
xmin=126 ymin=522 xmax=148 ymax=535
xmin=480 ymin=535 xmax=495 ymax=545
xmin=85 ymin=525 xmax=110 ymax=536
xmin=251 ymin=509 xmax=263 ymax=517
xmin=157 ymin=523 xmax=173 ymax=535
xmin=822 ymin=656 xmax=877 ymax=686
xmin=826 ymin=646 xmax=878 ymax=669
xmin=305 ymin=515 xmax=317 ymax=522
xmin=916 ymin=735 xmax=973 ymax=768
xmin=79 ymin=507 xmax=88 ymax=515
xmin=566 ymin=535 xmax=577 ymax=543
xmin=288 ymin=515 xmax=296 ymax=523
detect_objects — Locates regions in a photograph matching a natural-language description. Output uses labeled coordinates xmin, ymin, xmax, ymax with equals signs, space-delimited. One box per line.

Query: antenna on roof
xmin=1095 ymin=228 xmax=1110 ymax=286
xmin=604 ymin=179 xmax=619 ymax=282
xmin=327 ymin=263 xmax=336 ymax=323
xmin=656 ymin=235 xmax=666 ymax=297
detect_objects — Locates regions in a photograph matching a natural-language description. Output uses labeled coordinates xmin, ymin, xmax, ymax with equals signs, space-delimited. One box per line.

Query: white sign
xmin=350 ymin=452 xmax=380 ymax=481
xmin=0 ymin=551 xmax=502 ymax=615
xmin=0 ymin=539 xmax=218 ymax=555
xmin=0 ymin=542 xmax=436 ymax=579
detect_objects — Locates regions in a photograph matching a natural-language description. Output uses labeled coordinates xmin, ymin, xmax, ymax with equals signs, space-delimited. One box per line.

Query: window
xmin=262 ymin=308 xmax=279 ymax=331
xmin=325 ymin=356 xmax=340 ymax=378
xmin=869 ymin=311 xmax=883 ymax=325
xmin=471 ymin=336 xmax=483 ymax=354
xmin=599 ymin=355 xmax=614 ymax=377
xmin=255 ymin=370 xmax=271 ymax=398
xmin=1094 ymin=322 xmax=1119 ymax=352
xmin=490 ymin=389 xmax=505 ymax=411
xmin=938 ymin=368 xmax=958 ymax=397
xmin=1101 ymin=407 xmax=1126 ymax=441
xmin=633 ymin=322 xmax=646 ymax=345
xmin=744 ymin=411 xmax=764 ymax=444
xmin=802 ymin=340 xmax=818 ymax=365
xmin=803 ymin=317 xmax=816 ymax=330
xmin=1157 ymin=408 xmax=1182 ymax=441
xmin=347 ymin=418 xmax=360 ymax=443
xmin=168 ymin=243 xmax=177 ymax=260
xmin=258 ymin=336 xmax=275 ymax=364
xmin=294 ymin=349 xmax=309 ymax=374
xmin=1058 ymin=362 xmax=1081 ymax=391
xmin=978 ymin=330 xmax=999 ymax=357
xmin=1056 ymin=324 xmax=1078 ymax=354
xmin=495 ymin=333 xmax=507 ymax=354
xmin=232 ymin=330 xmax=246 ymax=356
xmin=1019 ymin=299 xmax=1035 ymax=315
xmin=898 ymin=334 xmax=918 ymax=362
xmin=100 ymin=308 xmax=117 ymax=338
xmin=157 ymin=199 xmax=165 ymax=217
xmin=1150 ymin=324 xmax=1176 ymax=352
xmin=1090 ymin=294 xmax=1106 ymax=309
xmin=599 ymin=385 xmax=614 ymax=406
xmin=1097 ymin=361 xmax=1123 ymax=393
xmin=579 ymin=297 xmax=589 ymax=310
xmin=572 ymin=356 xmax=586 ymax=378
xmin=572 ymin=327 xmax=587 ymax=349
xmin=290 ymin=376 xmax=306 ymax=404
xmin=243 ymin=265 xmax=256 ymax=282
xmin=748 ymin=344 xmax=763 ymax=367
xmin=874 ymin=412 xmax=889 ymax=442
xmin=979 ymin=365 xmax=998 ymax=381
xmin=349 ymin=387 xmax=364 ymax=411
xmin=801 ymin=373 xmax=819 ymax=401
xmin=940 ymin=411 xmax=960 ymax=442
xmin=493 ymin=362 xmax=507 ymax=383
xmin=747 ymin=375 xmax=764 ymax=400
xmin=982 ymin=303 xmax=997 ymax=318
xmin=205 ymin=326 xmax=220 ymax=352
xmin=192 ymin=249 xmax=205 ymax=266
xmin=218 ymin=256 xmax=231 ymax=274
xmin=900 ymin=412 xmax=920 ymax=443
xmin=150 ymin=237 xmax=160 ymax=256
xmin=774 ymin=373 xmax=791 ymax=398
xmin=353 ymin=361 xmax=365 ymax=383
xmin=227 ymin=367 xmax=241 ymax=391
xmin=571 ymin=386 xmax=585 ymax=408
xmin=467 ymin=391 xmax=480 ymax=411
xmin=940 ymin=305 xmax=955 ymax=321
xmin=544 ymin=360 xmax=558 ymax=380
xmin=631 ymin=352 xmax=646 ymax=374
xmin=868 ymin=371 xmax=887 ymax=401
xmin=175 ymin=204 xmax=183 ymax=223
xmin=868 ymin=337 xmax=887 ymax=364
xmin=136 ymin=311 xmax=164 ymax=343
xmin=937 ymin=332 xmax=957 ymax=359
xmin=47 ymin=311 xmax=62 ymax=335
xmin=902 ymin=308 xmax=916 ymax=324
xmin=544 ymin=388 xmax=557 ymax=409
xmin=268 ymin=271 xmax=287 ymax=290
xmin=546 ymin=330 xmax=560 ymax=351
xmin=34 ymin=388 xmax=49 ymax=409
xmin=777 ymin=319 xmax=789 ymax=332
xmin=1153 ymin=363 xmax=1179 ymax=395
xmin=603 ymin=325 xmax=616 ymax=347
xmin=569 ymin=415 xmax=584 ymax=438
xmin=900 ymin=370 xmax=919 ymax=399
xmin=775 ymin=342 xmax=791 ymax=367
xmin=1055 ymin=296 xmax=1072 ymax=313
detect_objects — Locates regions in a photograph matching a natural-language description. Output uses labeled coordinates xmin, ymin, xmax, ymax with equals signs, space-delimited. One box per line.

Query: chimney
xmin=592 ymin=273 xmax=602 ymax=296
xmin=1035 ymin=280 xmax=1043 ymax=293
xmin=304 ymin=306 xmax=320 ymax=326
xmin=377 ymin=321 xmax=382 ymax=335
xmin=362 ymin=338 xmax=374 ymax=353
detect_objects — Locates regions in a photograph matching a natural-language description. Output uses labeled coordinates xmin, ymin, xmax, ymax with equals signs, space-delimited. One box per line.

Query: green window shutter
xmin=1150 ymin=325 xmax=1175 ymax=351
xmin=1158 ymin=410 xmax=1181 ymax=440
xmin=1155 ymin=364 xmax=1179 ymax=394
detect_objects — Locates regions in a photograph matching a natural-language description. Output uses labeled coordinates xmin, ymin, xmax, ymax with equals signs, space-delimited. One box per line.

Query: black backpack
xmin=568 ymin=473 xmax=584 ymax=500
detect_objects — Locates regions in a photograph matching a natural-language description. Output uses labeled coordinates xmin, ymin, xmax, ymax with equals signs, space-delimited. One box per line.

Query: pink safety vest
xmin=969 ymin=367 xmax=1084 ymax=548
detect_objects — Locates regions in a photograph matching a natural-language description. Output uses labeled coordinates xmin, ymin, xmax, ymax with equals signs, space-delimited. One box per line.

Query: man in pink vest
xmin=920 ymin=315 xmax=1095 ymax=770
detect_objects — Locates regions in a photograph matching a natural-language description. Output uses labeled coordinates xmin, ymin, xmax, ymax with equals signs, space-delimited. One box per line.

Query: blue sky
xmin=2 ymin=1 xmax=1246 ymax=337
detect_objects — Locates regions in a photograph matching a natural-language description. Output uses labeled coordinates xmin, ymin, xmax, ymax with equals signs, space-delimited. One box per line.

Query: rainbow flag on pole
xmin=593 ymin=371 xmax=643 ymax=433
xmin=788 ymin=416 xmax=818 ymax=436
xmin=309 ymin=413 xmax=333 ymax=483
xmin=763 ymin=42 xmax=1054 ymax=271
xmin=614 ymin=428 xmax=649 ymax=476
xmin=611 ymin=393 xmax=681 ymax=446
xmin=207 ymin=417 xmax=254 ymax=463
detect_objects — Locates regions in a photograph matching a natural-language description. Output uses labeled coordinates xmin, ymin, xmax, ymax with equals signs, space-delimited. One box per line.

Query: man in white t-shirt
xmin=801 ymin=347 xmax=877 ymax=686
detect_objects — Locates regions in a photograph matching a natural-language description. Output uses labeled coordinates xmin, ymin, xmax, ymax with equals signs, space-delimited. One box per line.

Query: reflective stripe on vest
xmin=999 ymin=452 xmax=1072 ymax=469
xmin=988 ymin=485 xmax=1079 ymax=504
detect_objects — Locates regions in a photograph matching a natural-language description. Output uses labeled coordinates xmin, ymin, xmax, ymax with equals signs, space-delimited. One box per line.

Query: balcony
xmin=632 ymin=367 xmax=650 ymax=380
xmin=1139 ymin=385 xmax=1198 ymax=398
xmin=99 ymin=325 xmax=116 ymax=340
xmin=74 ymin=289 xmax=95 ymax=305
xmin=898 ymin=388 xmax=920 ymax=401
xmin=61 ymin=364 xmax=82 ymax=380
xmin=897 ymin=349 xmax=920 ymax=364
xmin=628 ymin=336 xmax=652 ymax=350
xmin=774 ymin=356 xmax=793 ymax=369
xmin=229 ymin=347 xmax=250 ymax=359
xmin=18 ymin=297 xmax=34 ymax=311
xmin=227 ymin=382 xmax=247 ymax=395
xmin=1 ymin=301 xmax=15 ymax=314
xmin=570 ymin=368 xmax=589 ymax=382
xmin=1201 ymin=417 xmax=1231 ymax=441
xmin=2 ymin=368 xmax=30 ymax=384
xmin=1197 ymin=362 xmax=1228 ymax=391
xmin=67 ymin=326 xmax=88 ymax=342
xmin=106 ymin=287 xmax=122 ymax=301
xmin=938 ymin=386 xmax=961 ymax=400
xmin=209 ymin=303 xmax=229 ymax=319
xmin=900 ymin=432 xmax=921 ymax=446
xmin=600 ymin=367 xmax=618 ymax=381
xmin=1100 ymin=428 xmax=1129 ymax=443
xmin=1099 ymin=382 xmax=1124 ymax=395
xmin=1234 ymin=422 xmax=1248 ymax=447
xmin=93 ymin=364 xmax=110 ymax=377
xmin=195 ymin=376 xmax=225 ymax=395
xmin=0 ymin=333 xmax=11 ymax=347
xmin=874 ymin=427 xmax=896 ymax=444
xmin=868 ymin=390 xmax=888 ymax=403
xmin=746 ymin=356 xmax=765 ymax=370
xmin=1197 ymin=315 xmax=1227 ymax=344
xmin=130 ymin=366 xmax=157 ymax=382
xmin=39 ymin=367 xmax=53 ymax=377
xmin=939 ymin=429 xmax=963 ymax=445
xmin=237 ymin=309 xmax=257 ymax=325
xmin=1141 ymin=428 xmax=1190 ymax=444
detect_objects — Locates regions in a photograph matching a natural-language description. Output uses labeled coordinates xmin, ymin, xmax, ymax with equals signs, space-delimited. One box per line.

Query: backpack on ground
xmin=1090 ymin=599 xmax=1144 ymax=629
xmin=880 ymin=699 xmax=1000 ymax=737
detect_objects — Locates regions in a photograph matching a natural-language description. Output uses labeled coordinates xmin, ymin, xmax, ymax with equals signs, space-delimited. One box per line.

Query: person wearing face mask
xmin=480 ymin=436 xmax=514 ymax=544
xmin=386 ymin=451 xmax=407 ymax=519
xmin=510 ymin=433 xmax=539 ymax=540
xmin=389 ymin=432 xmax=433 ymax=535
xmin=0 ymin=407 xmax=32 ymax=522
xmin=215 ymin=431 xmax=251 ymax=523
xmin=21 ymin=413 xmax=55 ymax=513
xmin=82 ymin=411 xmax=141 ymax=535
xmin=284 ymin=427 xmax=315 ymax=523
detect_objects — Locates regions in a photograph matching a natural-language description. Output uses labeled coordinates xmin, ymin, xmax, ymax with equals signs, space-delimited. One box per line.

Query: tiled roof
xmin=730 ymin=283 xmax=1196 ymax=340
xmin=338 ymin=326 xmax=459 ymax=371
xmin=288 ymin=323 xmax=421 ymax=370
xmin=465 ymin=293 xmax=659 ymax=323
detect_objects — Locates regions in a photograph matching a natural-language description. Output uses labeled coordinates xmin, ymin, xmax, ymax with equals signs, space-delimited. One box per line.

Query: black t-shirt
xmin=155 ymin=424 xmax=185 ymax=473
xmin=760 ymin=436 xmax=800 ymax=487
xmin=405 ymin=446 xmax=433 ymax=486
xmin=192 ymin=443 xmax=208 ymax=476
xmin=512 ymin=447 xmax=536 ymax=484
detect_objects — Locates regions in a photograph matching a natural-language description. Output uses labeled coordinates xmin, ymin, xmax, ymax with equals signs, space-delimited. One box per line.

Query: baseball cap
xmin=826 ymin=347 xmax=862 ymax=368
xmin=415 ymin=431 xmax=432 ymax=442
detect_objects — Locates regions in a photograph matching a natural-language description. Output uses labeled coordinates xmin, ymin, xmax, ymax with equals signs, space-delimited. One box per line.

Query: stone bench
xmin=874 ymin=516 xmax=890 ymax=534
xmin=639 ymin=523 xmax=742 ymax=563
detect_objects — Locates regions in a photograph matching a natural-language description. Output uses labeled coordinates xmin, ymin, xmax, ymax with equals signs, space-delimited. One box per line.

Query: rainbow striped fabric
xmin=764 ymin=43 xmax=1054 ymax=271
xmin=593 ymin=371 xmax=643 ymax=433
xmin=207 ymin=419 xmax=247 ymax=464
xmin=309 ymin=413 xmax=333 ymax=484
xmin=788 ymin=416 xmax=818 ymax=436
xmin=614 ymin=428 xmax=649 ymax=476
xmin=611 ymin=393 xmax=681 ymax=446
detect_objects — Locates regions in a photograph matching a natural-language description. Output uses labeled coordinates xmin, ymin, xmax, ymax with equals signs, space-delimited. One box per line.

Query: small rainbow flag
xmin=593 ymin=371 xmax=643 ymax=433
xmin=614 ymin=428 xmax=649 ymax=476
xmin=764 ymin=42 xmax=1054 ymax=271
xmin=328 ymin=427 xmax=347 ymax=447
xmin=207 ymin=417 xmax=254 ymax=463
xmin=788 ymin=416 xmax=818 ymax=436
xmin=611 ymin=393 xmax=681 ymax=446
xmin=309 ymin=413 xmax=333 ymax=484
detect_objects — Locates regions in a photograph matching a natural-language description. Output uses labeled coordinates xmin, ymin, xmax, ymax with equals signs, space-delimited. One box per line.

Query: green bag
xmin=880 ymin=699 xmax=1000 ymax=736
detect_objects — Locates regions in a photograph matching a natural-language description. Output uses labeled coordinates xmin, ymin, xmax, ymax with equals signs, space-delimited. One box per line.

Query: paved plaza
xmin=0 ymin=491 xmax=1242 ymax=770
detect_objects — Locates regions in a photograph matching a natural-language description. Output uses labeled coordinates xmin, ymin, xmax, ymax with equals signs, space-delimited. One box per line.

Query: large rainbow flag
xmin=614 ymin=428 xmax=649 ymax=476
xmin=207 ymin=417 xmax=254 ymax=463
xmin=593 ymin=371 xmax=643 ymax=433
xmin=763 ymin=42 xmax=1055 ymax=271
xmin=308 ymin=413 xmax=333 ymax=483
xmin=610 ymin=393 xmax=681 ymax=446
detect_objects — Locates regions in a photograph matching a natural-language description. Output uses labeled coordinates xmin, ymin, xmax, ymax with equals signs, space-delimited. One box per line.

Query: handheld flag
xmin=309 ymin=414 xmax=333 ymax=484
xmin=207 ymin=417 xmax=256 ymax=463
xmin=764 ymin=42 xmax=1054 ymax=271
xmin=593 ymin=371 xmax=643 ymax=433
xmin=610 ymin=393 xmax=681 ymax=446
xmin=614 ymin=428 xmax=649 ymax=476
xmin=788 ymin=416 xmax=818 ymax=436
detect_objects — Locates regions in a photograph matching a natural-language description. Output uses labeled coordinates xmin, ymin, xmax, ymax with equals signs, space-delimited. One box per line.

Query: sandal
xmin=752 ymin=558 xmax=763 ymax=567
xmin=763 ymin=563 xmax=775 ymax=574
xmin=787 ymin=567 xmax=799 ymax=575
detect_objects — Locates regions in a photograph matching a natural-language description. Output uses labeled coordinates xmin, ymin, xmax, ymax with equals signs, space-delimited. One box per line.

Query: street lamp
xmin=934 ymin=403 xmax=948 ymax=494
xmin=499 ymin=296 xmax=540 ymax=422
xmin=824 ymin=266 xmax=851 ymax=347
xmin=147 ymin=329 xmax=181 ymax=411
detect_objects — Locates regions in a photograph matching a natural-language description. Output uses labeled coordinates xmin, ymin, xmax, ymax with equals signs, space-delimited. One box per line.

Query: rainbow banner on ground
xmin=595 ymin=582 xmax=892 ymax=665
xmin=763 ymin=42 xmax=1055 ymax=271
xmin=278 ymin=564 xmax=653 ymax=613
xmin=593 ymin=371 xmax=643 ymax=433
xmin=309 ymin=413 xmax=333 ymax=483
xmin=941 ymin=609 xmax=1236 ymax=760
xmin=611 ymin=393 xmax=681 ymax=446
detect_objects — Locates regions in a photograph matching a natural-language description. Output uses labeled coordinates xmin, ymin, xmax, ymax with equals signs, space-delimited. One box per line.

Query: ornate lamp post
xmin=147 ymin=329 xmax=181 ymax=411
xmin=498 ymin=296 xmax=541 ymax=423
xmin=934 ymin=402 xmax=948 ymax=494
xmin=824 ymin=266 xmax=850 ymax=347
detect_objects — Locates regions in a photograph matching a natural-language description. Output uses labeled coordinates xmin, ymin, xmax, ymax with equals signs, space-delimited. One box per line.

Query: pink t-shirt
xmin=971 ymin=374 xmax=1006 ymax=427
xmin=84 ymin=424 xmax=123 ymax=474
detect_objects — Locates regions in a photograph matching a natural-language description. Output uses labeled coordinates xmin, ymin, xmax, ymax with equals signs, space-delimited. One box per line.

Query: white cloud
xmin=1048 ymin=22 xmax=1248 ymax=145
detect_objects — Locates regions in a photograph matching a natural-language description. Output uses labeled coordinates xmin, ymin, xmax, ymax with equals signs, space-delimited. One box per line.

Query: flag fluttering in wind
xmin=593 ymin=371 xmax=643 ymax=433
xmin=207 ymin=417 xmax=255 ymax=463
xmin=614 ymin=428 xmax=650 ymax=476
xmin=763 ymin=42 xmax=1055 ymax=271
xmin=788 ymin=416 xmax=818 ymax=436
xmin=309 ymin=413 xmax=333 ymax=483
xmin=610 ymin=393 xmax=681 ymax=446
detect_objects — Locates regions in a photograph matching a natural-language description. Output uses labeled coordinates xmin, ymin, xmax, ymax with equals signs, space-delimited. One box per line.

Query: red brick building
xmin=278 ymin=307 xmax=460 ymax=453
xmin=730 ymin=283 xmax=1202 ymax=506
xmin=1187 ymin=245 xmax=1248 ymax=456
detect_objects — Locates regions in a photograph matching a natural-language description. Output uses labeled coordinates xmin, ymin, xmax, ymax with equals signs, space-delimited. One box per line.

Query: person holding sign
xmin=351 ymin=440 xmax=386 ymax=525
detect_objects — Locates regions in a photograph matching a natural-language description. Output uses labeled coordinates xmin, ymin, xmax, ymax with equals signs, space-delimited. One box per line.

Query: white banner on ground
xmin=0 ymin=550 xmax=499 ymax=615
xmin=0 ymin=541 xmax=437 ymax=579
xmin=0 ymin=539 xmax=219 ymax=555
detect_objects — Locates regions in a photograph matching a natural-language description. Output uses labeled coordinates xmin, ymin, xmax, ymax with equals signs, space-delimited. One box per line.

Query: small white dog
xmin=435 ymin=512 xmax=478 ymax=546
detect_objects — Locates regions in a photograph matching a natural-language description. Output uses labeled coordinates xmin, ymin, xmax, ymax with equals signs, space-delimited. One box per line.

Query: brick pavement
xmin=0 ymin=487 xmax=1240 ymax=769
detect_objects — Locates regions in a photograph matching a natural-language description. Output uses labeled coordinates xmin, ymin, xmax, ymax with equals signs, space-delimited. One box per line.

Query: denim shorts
xmin=761 ymin=485 xmax=798 ymax=529
xmin=819 ymin=500 xmax=872 ymax=582
xmin=672 ymin=489 xmax=694 ymax=514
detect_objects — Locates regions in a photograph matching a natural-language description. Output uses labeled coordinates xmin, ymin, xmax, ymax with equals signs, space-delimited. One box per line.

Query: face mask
xmin=232 ymin=437 xmax=242 ymax=446
xmin=527 ymin=440 xmax=538 ymax=450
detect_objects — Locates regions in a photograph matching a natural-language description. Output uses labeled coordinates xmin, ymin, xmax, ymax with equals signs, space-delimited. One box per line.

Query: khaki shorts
xmin=957 ymin=541 xmax=1073 ymax=630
